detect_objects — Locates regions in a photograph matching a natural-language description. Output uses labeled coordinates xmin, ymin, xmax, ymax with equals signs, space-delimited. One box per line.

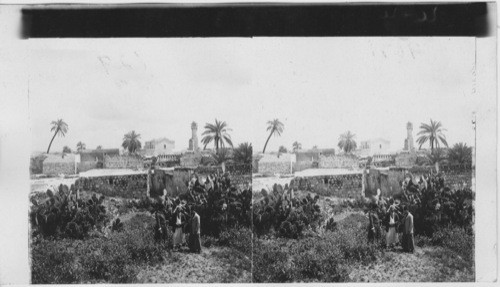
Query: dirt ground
xmin=110 ymin=198 xmax=251 ymax=283
xmin=315 ymin=193 xmax=474 ymax=283
xmin=136 ymin=246 xmax=251 ymax=283
xmin=348 ymin=245 xmax=474 ymax=282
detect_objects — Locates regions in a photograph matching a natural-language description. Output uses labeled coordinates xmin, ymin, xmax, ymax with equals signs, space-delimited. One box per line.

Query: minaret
xmin=189 ymin=122 xmax=199 ymax=151
xmin=406 ymin=122 xmax=415 ymax=152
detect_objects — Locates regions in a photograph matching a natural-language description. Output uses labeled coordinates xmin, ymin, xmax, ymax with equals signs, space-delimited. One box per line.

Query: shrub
xmin=431 ymin=225 xmax=474 ymax=262
xmin=30 ymin=237 xmax=79 ymax=284
xmin=252 ymin=239 xmax=294 ymax=282
xmin=30 ymin=186 xmax=109 ymax=239
xmin=218 ymin=227 xmax=252 ymax=256
xmin=253 ymin=214 xmax=379 ymax=283
xmin=202 ymin=235 xmax=218 ymax=248
xmin=31 ymin=214 xmax=168 ymax=284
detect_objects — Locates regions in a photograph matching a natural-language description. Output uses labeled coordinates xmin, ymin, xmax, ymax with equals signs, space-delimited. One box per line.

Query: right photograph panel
xmin=251 ymin=37 xmax=477 ymax=283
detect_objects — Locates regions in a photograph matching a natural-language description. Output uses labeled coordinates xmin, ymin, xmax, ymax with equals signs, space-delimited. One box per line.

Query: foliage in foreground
xmin=253 ymin=184 xmax=321 ymax=239
xmin=30 ymin=185 xmax=109 ymax=239
xmin=253 ymin=214 xmax=380 ymax=283
xmin=417 ymin=224 xmax=474 ymax=264
xmin=31 ymin=214 xmax=167 ymax=284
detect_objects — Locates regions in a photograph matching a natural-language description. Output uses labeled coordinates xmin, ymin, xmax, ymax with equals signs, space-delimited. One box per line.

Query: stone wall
xmin=104 ymin=155 xmax=144 ymax=170
xmin=365 ymin=165 xmax=472 ymax=197
xmin=408 ymin=165 xmax=472 ymax=190
xmin=231 ymin=175 xmax=252 ymax=190
xmin=364 ymin=168 xmax=404 ymax=197
xmin=258 ymin=161 xmax=292 ymax=175
xmin=75 ymin=174 xmax=148 ymax=198
xmin=192 ymin=164 xmax=251 ymax=189
xmin=78 ymin=161 xmax=97 ymax=173
xmin=180 ymin=153 xmax=202 ymax=168
xmin=395 ymin=153 xmax=417 ymax=168
xmin=226 ymin=164 xmax=252 ymax=176
xmin=294 ymin=160 xmax=314 ymax=172
xmin=318 ymin=154 xmax=359 ymax=169
xmin=43 ymin=162 xmax=75 ymax=176
xmin=290 ymin=173 xmax=363 ymax=198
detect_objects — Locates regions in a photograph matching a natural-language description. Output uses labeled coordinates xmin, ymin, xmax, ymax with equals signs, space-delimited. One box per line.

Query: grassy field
xmin=30 ymin=189 xmax=251 ymax=283
xmin=252 ymin=188 xmax=474 ymax=283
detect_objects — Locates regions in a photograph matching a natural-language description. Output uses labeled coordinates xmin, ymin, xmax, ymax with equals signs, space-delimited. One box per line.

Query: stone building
xmin=318 ymin=154 xmax=359 ymax=169
xmin=258 ymin=153 xmax=296 ymax=175
xmin=143 ymin=138 xmax=175 ymax=156
xmin=188 ymin=122 xmax=199 ymax=151
xmin=43 ymin=153 xmax=77 ymax=175
xmin=357 ymin=138 xmax=391 ymax=157
xmin=404 ymin=122 xmax=415 ymax=151
xmin=78 ymin=149 xmax=120 ymax=172
xmin=104 ymin=154 xmax=144 ymax=170
xmin=295 ymin=148 xmax=335 ymax=171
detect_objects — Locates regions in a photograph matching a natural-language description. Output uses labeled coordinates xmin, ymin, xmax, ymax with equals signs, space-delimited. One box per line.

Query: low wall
xmin=294 ymin=160 xmax=314 ymax=172
xmin=43 ymin=162 xmax=75 ymax=176
xmin=180 ymin=153 xmax=202 ymax=168
xmin=226 ymin=164 xmax=252 ymax=176
xmin=318 ymin=154 xmax=359 ymax=169
xmin=364 ymin=168 xmax=404 ymax=197
xmin=365 ymin=165 xmax=472 ymax=197
xmin=290 ymin=173 xmax=363 ymax=198
xmin=78 ymin=161 xmax=97 ymax=173
xmin=76 ymin=174 xmax=148 ymax=198
xmin=395 ymin=153 xmax=417 ymax=168
xmin=258 ymin=161 xmax=292 ymax=175
xmin=104 ymin=155 xmax=143 ymax=170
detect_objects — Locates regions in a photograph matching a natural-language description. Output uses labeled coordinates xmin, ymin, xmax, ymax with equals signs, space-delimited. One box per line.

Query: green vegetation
xmin=31 ymin=180 xmax=252 ymax=284
xmin=233 ymin=142 xmax=253 ymax=165
xmin=201 ymin=119 xmax=233 ymax=153
xmin=122 ymin=130 xmax=142 ymax=154
xmin=253 ymin=173 xmax=474 ymax=282
xmin=47 ymin=119 xmax=68 ymax=154
xmin=338 ymin=131 xmax=357 ymax=153
xmin=263 ymin=118 xmax=284 ymax=153
xmin=417 ymin=119 xmax=448 ymax=153
xmin=76 ymin=141 xmax=86 ymax=152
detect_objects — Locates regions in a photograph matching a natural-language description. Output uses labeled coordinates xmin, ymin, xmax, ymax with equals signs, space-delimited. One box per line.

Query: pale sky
xmin=28 ymin=37 xmax=477 ymax=154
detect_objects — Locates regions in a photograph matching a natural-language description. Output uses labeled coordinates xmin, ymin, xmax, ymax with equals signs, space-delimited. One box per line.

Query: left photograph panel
xmin=28 ymin=39 xmax=253 ymax=283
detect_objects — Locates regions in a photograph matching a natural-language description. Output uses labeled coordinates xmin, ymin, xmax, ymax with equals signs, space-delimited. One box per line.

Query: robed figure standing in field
xmin=367 ymin=203 xmax=381 ymax=244
xmin=385 ymin=206 xmax=399 ymax=249
xmin=190 ymin=208 xmax=202 ymax=253
xmin=402 ymin=205 xmax=415 ymax=253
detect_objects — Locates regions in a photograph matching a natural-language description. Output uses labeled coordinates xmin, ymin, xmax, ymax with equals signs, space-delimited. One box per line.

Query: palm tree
xmin=233 ymin=142 xmax=253 ymax=165
xmin=201 ymin=119 xmax=233 ymax=153
xmin=278 ymin=146 xmax=288 ymax=153
xmin=416 ymin=119 xmax=448 ymax=154
xmin=62 ymin=146 xmax=72 ymax=154
xmin=76 ymin=141 xmax=86 ymax=152
xmin=426 ymin=148 xmax=448 ymax=173
xmin=210 ymin=148 xmax=232 ymax=165
xmin=448 ymin=142 xmax=472 ymax=166
xmin=122 ymin=131 xmax=142 ymax=154
xmin=338 ymin=131 xmax=357 ymax=153
xmin=263 ymin=119 xmax=284 ymax=153
xmin=46 ymin=119 xmax=68 ymax=154
xmin=292 ymin=141 xmax=302 ymax=152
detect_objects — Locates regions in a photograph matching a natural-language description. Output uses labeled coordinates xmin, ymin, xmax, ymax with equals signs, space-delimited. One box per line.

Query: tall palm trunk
xmin=262 ymin=131 xmax=273 ymax=153
xmin=46 ymin=129 xmax=59 ymax=153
